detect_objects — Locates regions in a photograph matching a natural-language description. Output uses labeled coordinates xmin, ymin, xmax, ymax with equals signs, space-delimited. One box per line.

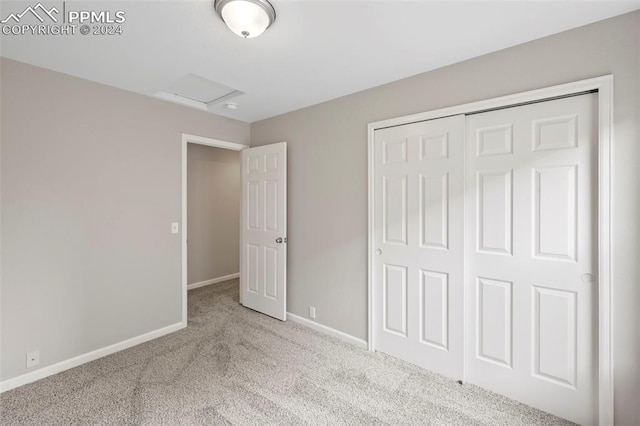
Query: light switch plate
xmin=171 ymin=222 xmax=179 ymax=234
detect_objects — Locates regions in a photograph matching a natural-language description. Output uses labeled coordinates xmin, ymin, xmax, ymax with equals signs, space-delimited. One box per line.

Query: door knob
xmin=581 ymin=273 xmax=595 ymax=283
xmin=376 ymin=249 xmax=382 ymax=255
xmin=276 ymin=237 xmax=283 ymax=244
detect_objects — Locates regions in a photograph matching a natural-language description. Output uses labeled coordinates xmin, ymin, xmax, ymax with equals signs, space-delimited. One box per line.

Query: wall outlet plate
xmin=26 ymin=350 xmax=40 ymax=368
xmin=309 ymin=306 xmax=316 ymax=319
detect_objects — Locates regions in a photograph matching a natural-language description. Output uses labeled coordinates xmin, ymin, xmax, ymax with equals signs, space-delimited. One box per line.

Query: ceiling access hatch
xmin=155 ymin=74 xmax=243 ymax=112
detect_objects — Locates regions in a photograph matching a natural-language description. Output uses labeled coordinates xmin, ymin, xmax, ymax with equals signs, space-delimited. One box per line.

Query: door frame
xmin=366 ymin=75 xmax=614 ymax=424
xmin=181 ymin=134 xmax=249 ymax=327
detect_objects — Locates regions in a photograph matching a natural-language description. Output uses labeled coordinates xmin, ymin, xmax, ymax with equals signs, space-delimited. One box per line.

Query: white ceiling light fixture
xmin=214 ymin=0 xmax=276 ymax=39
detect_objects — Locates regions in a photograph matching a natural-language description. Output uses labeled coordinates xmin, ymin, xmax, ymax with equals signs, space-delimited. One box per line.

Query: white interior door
xmin=240 ymin=142 xmax=287 ymax=321
xmin=465 ymin=94 xmax=597 ymax=425
xmin=373 ymin=115 xmax=464 ymax=380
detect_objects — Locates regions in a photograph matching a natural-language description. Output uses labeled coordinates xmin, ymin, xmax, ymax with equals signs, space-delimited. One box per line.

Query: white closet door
xmin=240 ymin=142 xmax=287 ymax=321
xmin=465 ymin=94 xmax=597 ymax=425
xmin=374 ymin=115 xmax=464 ymax=380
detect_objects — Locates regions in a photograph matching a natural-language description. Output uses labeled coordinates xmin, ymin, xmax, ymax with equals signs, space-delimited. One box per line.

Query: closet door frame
xmin=367 ymin=75 xmax=613 ymax=425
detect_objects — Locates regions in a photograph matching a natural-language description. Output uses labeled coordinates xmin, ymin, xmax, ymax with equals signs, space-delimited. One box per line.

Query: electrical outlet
xmin=171 ymin=222 xmax=179 ymax=234
xmin=26 ymin=350 xmax=39 ymax=368
xmin=309 ymin=306 xmax=316 ymax=319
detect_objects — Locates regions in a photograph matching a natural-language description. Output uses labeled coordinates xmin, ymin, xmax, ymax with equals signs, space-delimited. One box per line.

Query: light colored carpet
xmin=1 ymin=279 xmax=573 ymax=425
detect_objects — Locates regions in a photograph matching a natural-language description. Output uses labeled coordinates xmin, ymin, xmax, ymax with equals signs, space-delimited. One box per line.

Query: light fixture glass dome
xmin=214 ymin=0 xmax=276 ymax=39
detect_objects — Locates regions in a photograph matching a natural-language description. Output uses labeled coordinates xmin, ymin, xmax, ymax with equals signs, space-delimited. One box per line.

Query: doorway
xmin=367 ymin=76 xmax=613 ymax=425
xmin=181 ymin=134 xmax=248 ymax=325
xmin=181 ymin=135 xmax=288 ymax=325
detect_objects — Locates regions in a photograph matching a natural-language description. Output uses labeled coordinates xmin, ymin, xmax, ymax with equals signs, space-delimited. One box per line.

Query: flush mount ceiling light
xmin=214 ymin=0 xmax=276 ymax=39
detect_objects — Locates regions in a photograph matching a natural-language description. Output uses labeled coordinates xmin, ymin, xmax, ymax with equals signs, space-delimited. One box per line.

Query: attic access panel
xmin=156 ymin=74 xmax=243 ymax=110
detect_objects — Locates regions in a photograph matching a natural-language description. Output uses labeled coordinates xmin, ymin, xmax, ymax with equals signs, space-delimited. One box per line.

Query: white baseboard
xmin=286 ymin=313 xmax=368 ymax=349
xmin=0 ymin=322 xmax=185 ymax=393
xmin=187 ymin=272 xmax=240 ymax=291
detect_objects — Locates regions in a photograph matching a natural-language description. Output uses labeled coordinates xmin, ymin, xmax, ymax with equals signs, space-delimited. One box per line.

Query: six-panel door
xmin=374 ymin=115 xmax=465 ymax=380
xmin=241 ymin=142 xmax=287 ymax=321
xmin=465 ymin=94 xmax=597 ymax=425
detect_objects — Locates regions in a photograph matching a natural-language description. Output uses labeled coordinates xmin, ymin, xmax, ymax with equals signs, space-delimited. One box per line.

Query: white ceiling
xmin=1 ymin=0 xmax=638 ymax=122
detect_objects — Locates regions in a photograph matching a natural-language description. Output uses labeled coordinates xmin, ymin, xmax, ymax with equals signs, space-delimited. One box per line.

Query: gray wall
xmin=250 ymin=11 xmax=640 ymax=424
xmin=0 ymin=58 xmax=250 ymax=381
xmin=187 ymin=144 xmax=240 ymax=284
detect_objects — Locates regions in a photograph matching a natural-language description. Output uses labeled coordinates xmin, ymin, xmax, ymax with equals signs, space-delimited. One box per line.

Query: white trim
xmin=596 ymin=76 xmax=614 ymax=426
xmin=187 ymin=272 xmax=240 ymax=291
xmin=182 ymin=134 xmax=249 ymax=151
xmin=287 ymin=313 xmax=368 ymax=349
xmin=367 ymin=75 xmax=614 ymax=424
xmin=181 ymin=134 xmax=248 ymax=328
xmin=0 ymin=322 xmax=184 ymax=393
xmin=367 ymin=125 xmax=375 ymax=352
